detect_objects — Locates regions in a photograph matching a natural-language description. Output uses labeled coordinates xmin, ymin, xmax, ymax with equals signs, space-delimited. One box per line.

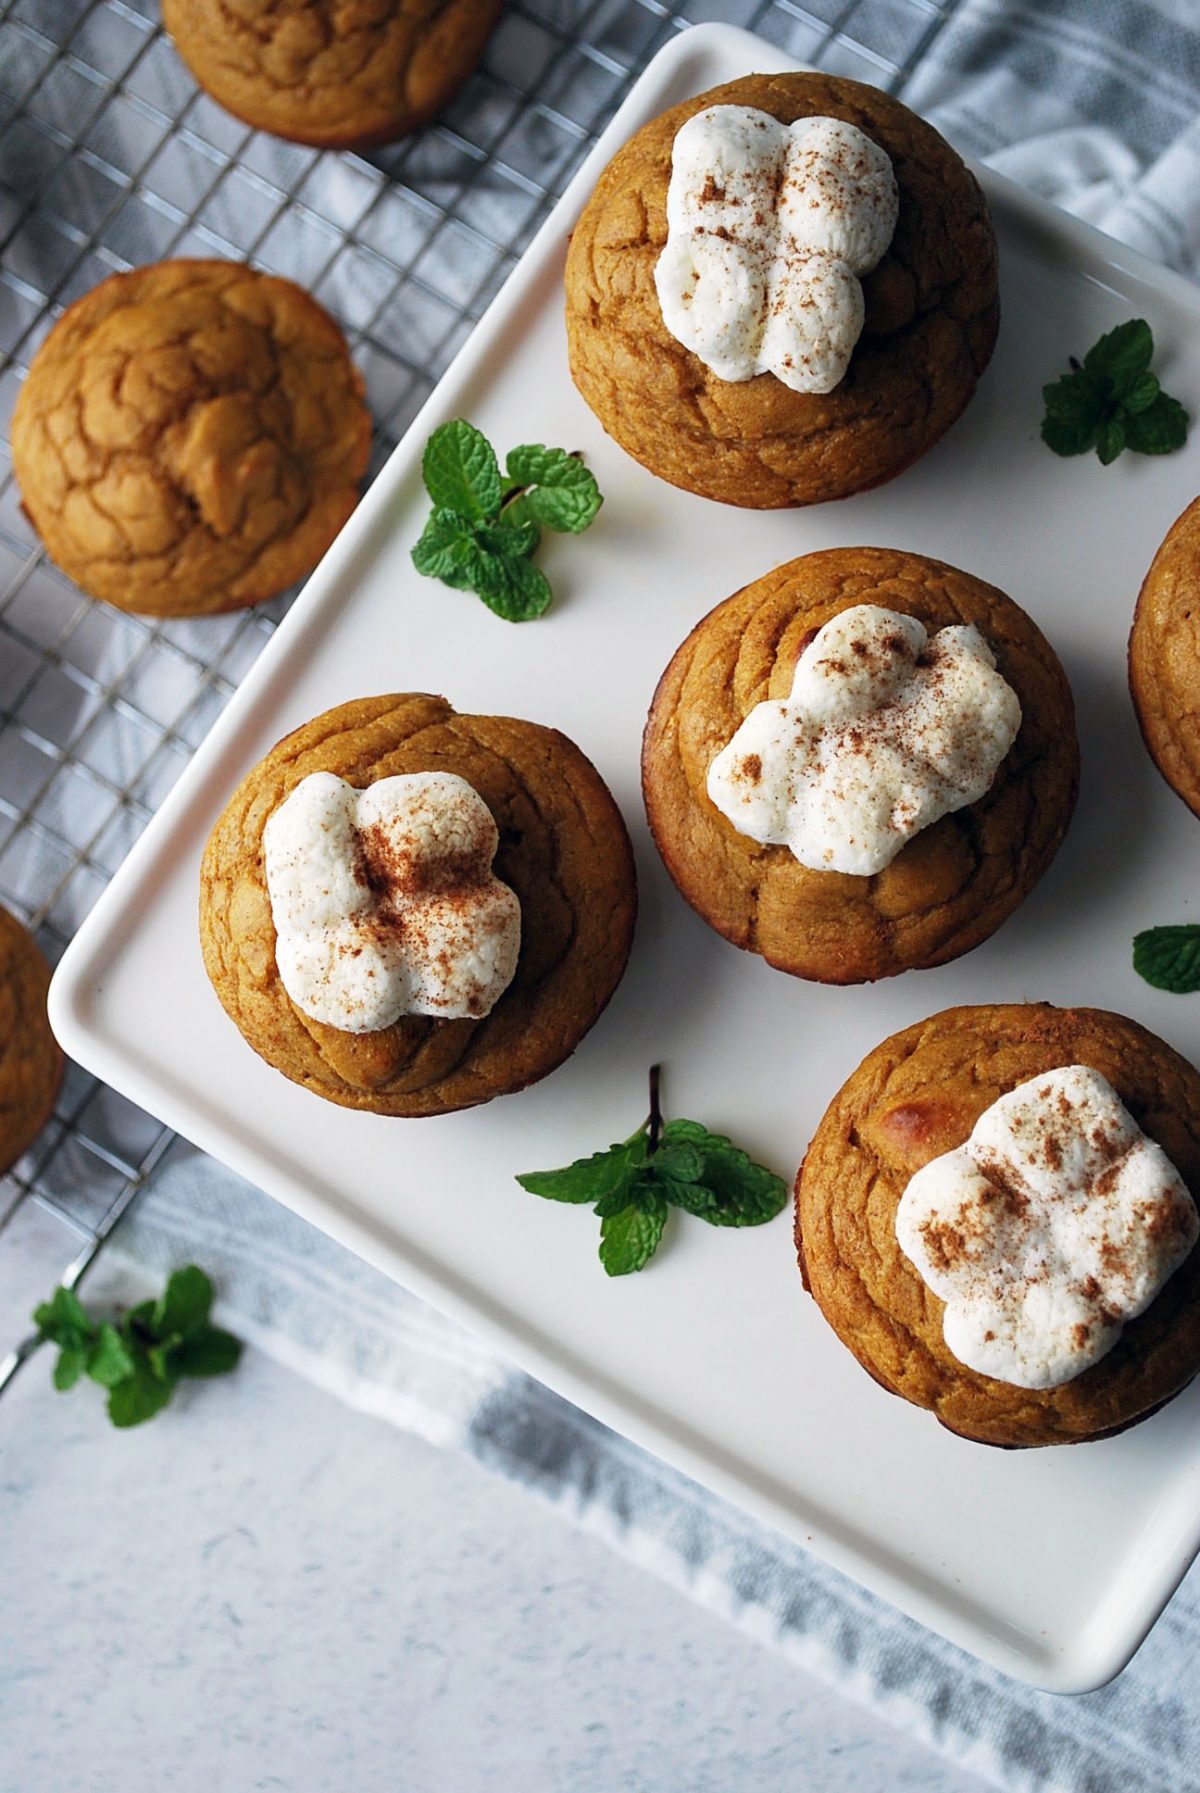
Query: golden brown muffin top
xmin=1129 ymin=494 xmax=1200 ymax=818
xmin=163 ymin=0 xmax=502 ymax=149
xmin=0 ymin=906 xmax=63 ymax=1176
xmin=11 ymin=260 xmax=369 ymax=618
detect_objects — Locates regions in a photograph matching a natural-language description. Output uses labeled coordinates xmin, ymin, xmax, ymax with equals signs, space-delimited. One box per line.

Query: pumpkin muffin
xmin=163 ymin=0 xmax=502 ymax=149
xmin=1129 ymin=495 xmax=1200 ymax=817
xmin=565 ymin=70 xmax=998 ymax=508
xmin=0 ymin=907 xmax=63 ymax=1175
xmin=199 ymin=693 xmax=637 ymax=1115
xmin=795 ymin=1004 xmax=1200 ymax=1448
xmin=642 ymin=547 xmax=1078 ymax=984
xmin=11 ymin=260 xmax=369 ymax=618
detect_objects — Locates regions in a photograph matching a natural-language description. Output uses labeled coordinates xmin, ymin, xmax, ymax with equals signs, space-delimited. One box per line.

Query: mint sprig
xmin=1041 ymin=319 xmax=1187 ymax=464
xmin=33 ymin=1264 xmax=241 ymax=1427
xmin=412 ymin=420 xmax=602 ymax=621
xmin=516 ymin=1067 xmax=788 ymax=1275
xmin=1133 ymin=923 xmax=1200 ymax=994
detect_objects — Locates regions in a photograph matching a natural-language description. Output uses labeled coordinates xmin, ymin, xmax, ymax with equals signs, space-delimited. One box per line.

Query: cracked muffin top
xmin=641 ymin=547 xmax=1078 ymax=983
xmin=162 ymin=0 xmax=502 ymax=149
xmin=1129 ymin=495 xmax=1200 ymax=819
xmin=11 ymin=260 xmax=370 ymax=618
xmin=795 ymin=1004 xmax=1200 ymax=1447
xmin=565 ymin=71 xmax=999 ymax=508
xmin=0 ymin=906 xmax=62 ymax=1177
xmin=199 ymin=693 xmax=637 ymax=1115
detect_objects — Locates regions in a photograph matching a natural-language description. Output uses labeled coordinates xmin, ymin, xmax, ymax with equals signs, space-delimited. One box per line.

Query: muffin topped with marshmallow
xmin=642 ymin=547 xmax=1078 ymax=983
xmin=796 ymin=1003 xmax=1200 ymax=1447
xmin=565 ymin=71 xmax=998 ymax=507
xmin=200 ymin=694 xmax=636 ymax=1116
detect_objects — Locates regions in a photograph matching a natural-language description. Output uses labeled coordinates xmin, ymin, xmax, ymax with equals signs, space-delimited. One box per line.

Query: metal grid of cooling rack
xmin=0 ymin=0 xmax=966 ymax=1383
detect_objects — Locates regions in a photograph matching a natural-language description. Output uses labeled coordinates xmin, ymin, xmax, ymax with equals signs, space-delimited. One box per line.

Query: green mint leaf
xmin=516 ymin=1072 xmax=788 ymax=1272
xmin=505 ymin=445 xmax=603 ymax=533
xmin=1040 ymin=412 xmax=1099 ymax=457
xmin=35 ymin=1270 xmax=240 ymax=1424
xmin=474 ymin=519 xmax=540 ymax=560
xmin=1133 ymin=924 xmax=1200 ymax=993
xmin=505 ymin=443 xmax=571 ymax=485
xmin=661 ymin=1179 xmax=720 ymax=1218
xmin=411 ymin=507 xmax=486 ymax=588
xmin=599 ymin=1195 xmax=667 ymax=1276
xmin=525 ymin=485 xmax=600 ymax=534
xmin=415 ymin=426 xmax=601 ymax=620
xmin=700 ymin=1150 xmax=789 ymax=1227
xmin=1039 ymin=370 xmax=1105 ymax=456
xmin=120 ymin=1298 xmax=157 ymax=1339
xmin=421 ymin=420 xmax=501 ymax=521
xmin=413 ymin=516 xmax=551 ymax=617
xmin=648 ymin=1141 xmax=703 ymax=1184
xmin=498 ymin=491 xmax=536 ymax=532
xmin=415 ymin=515 xmax=552 ymax=622
xmin=661 ymin=1119 xmax=788 ymax=1227
xmin=1096 ymin=416 xmax=1126 ymax=465
xmin=33 ymin=1286 xmax=96 ymax=1351
xmin=517 ymin=1133 xmax=647 ymax=1205
xmin=1083 ymin=317 xmax=1153 ymax=392
xmin=1122 ymin=390 xmax=1188 ymax=455
xmin=1041 ymin=365 xmax=1107 ymax=421
xmin=1123 ymin=370 xmax=1160 ymax=415
xmin=86 ymin=1322 xmax=137 ymax=1389
xmin=152 ymin=1265 xmax=214 ymax=1341
xmin=593 ymin=1182 xmax=643 ymax=1219
xmin=1042 ymin=321 xmax=1188 ymax=462
xmin=474 ymin=551 xmax=553 ymax=622
xmin=53 ymin=1346 xmax=88 ymax=1391
xmin=172 ymin=1328 xmax=242 ymax=1379
xmin=148 ymin=1341 xmax=182 ymax=1384
xmin=107 ymin=1366 xmax=174 ymax=1429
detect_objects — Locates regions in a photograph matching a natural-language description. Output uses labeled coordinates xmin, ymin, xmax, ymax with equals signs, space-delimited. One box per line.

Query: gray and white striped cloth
xmin=115 ymin=6 xmax=1200 ymax=1790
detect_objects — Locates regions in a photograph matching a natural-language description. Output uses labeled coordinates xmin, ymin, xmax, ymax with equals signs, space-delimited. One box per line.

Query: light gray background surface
xmin=0 ymin=1208 xmax=989 ymax=1793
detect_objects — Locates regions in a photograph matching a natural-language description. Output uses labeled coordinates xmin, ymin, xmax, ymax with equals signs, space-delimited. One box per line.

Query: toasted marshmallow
xmin=895 ymin=1065 xmax=1199 ymax=1388
xmin=655 ymin=106 xmax=898 ymax=393
xmin=706 ymin=604 xmax=1021 ymax=876
xmin=263 ymin=770 xmax=520 ymax=1031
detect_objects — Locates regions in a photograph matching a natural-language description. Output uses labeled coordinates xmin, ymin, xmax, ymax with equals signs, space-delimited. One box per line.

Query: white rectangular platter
xmin=49 ymin=24 xmax=1200 ymax=1692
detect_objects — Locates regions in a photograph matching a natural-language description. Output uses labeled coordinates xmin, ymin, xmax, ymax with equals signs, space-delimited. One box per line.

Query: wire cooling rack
xmin=0 ymin=0 xmax=966 ymax=1383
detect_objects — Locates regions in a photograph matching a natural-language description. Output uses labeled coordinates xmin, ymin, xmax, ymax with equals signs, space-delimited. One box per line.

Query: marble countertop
xmin=0 ymin=1204 xmax=991 ymax=1793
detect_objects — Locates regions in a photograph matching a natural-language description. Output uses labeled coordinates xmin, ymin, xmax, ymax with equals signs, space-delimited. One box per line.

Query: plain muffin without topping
xmin=1129 ymin=494 xmax=1200 ymax=818
xmin=11 ymin=260 xmax=369 ymax=618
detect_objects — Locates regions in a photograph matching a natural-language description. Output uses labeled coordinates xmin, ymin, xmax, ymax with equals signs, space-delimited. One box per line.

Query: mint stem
xmin=647 ymin=1063 xmax=663 ymax=1158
